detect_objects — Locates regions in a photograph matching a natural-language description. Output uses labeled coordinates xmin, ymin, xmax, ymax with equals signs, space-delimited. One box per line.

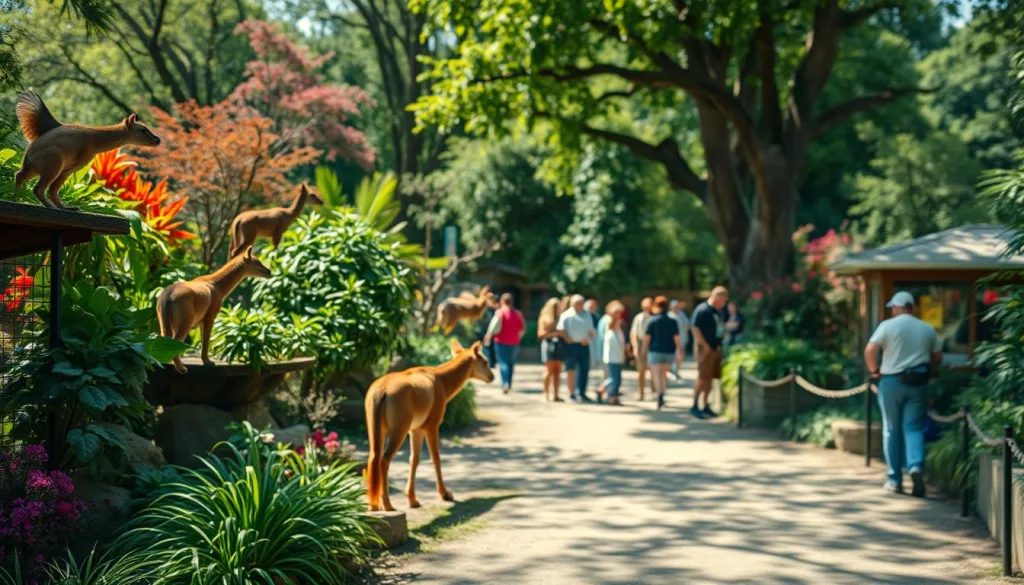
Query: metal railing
xmin=737 ymin=367 xmax=1024 ymax=577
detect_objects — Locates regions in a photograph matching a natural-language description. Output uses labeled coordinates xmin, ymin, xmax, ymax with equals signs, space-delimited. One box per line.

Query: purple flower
xmin=48 ymin=471 xmax=74 ymax=495
xmin=22 ymin=445 xmax=47 ymax=466
xmin=25 ymin=470 xmax=53 ymax=492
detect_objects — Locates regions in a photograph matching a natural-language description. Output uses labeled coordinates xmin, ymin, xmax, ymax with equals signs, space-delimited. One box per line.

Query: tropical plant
xmin=315 ymin=167 xmax=432 ymax=270
xmin=209 ymin=305 xmax=321 ymax=372
xmin=3 ymin=281 xmax=186 ymax=470
xmin=250 ymin=209 xmax=414 ymax=387
xmin=112 ymin=422 xmax=379 ymax=585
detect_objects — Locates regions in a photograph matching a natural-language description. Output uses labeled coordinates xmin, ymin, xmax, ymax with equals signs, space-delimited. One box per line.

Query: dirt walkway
xmin=375 ymin=362 xmax=1011 ymax=585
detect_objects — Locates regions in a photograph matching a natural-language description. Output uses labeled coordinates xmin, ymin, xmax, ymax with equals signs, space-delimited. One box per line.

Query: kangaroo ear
xmin=245 ymin=246 xmax=254 ymax=259
xmin=471 ymin=341 xmax=482 ymax=354
xmin=125 ymin=113 xmax=138 ymax=128
xmin=449 ymin=338 xmax=464 ymax=356
xmin=300 ymin=183 xmax=308 ymax=195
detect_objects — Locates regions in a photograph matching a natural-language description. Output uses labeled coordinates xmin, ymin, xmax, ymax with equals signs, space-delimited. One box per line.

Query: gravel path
xmin=375 ymin=362 xmax=1012 ymax=585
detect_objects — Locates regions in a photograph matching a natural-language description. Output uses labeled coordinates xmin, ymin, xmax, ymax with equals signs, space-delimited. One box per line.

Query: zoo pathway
xmin=378 ymin=362 xmax=1012 ymax=585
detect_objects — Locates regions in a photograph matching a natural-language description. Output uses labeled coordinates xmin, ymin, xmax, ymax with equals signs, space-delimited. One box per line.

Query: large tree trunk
xmin=739 ymin=147 xmax=799 ymax=285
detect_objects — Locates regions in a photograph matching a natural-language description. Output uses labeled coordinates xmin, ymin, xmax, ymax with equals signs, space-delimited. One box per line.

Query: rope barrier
xmin=793 ymin=376 xmax=870 ymax=398
xmin=1007 ymin=437 xmax=1024 ymax=466
xmin=739 ymin=372 xmax=795 ymax=388
xmin=967 ymin=414 xmax=1006 ymax=448
xmin=927 ymin=409 xmax=966 ymax=424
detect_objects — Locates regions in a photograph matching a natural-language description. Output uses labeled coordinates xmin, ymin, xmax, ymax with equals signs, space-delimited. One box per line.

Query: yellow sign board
xmin=919 ymin=295 xmax=943 ymax=329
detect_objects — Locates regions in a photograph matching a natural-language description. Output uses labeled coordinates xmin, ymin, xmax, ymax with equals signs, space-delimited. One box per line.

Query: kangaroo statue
xmin=228 ymin=183 xmax=324 ymax=258
xmin=433 ymin=286 xmax=498 ymax=335
xmin=155 ymin=247 xmax=272 ymax=374
xmin=15 ymin=90 xmax=161 ymax=209
xmin=365 ymin=339 xmax=494 ymax=511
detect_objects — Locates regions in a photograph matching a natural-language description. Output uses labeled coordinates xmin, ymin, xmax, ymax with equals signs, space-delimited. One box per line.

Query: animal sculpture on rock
xmin=364 ymin=339 xmax=494 ymax=511
xmin=228 ymin=183 xmax=324 ymax=258
xmin=433 ymin=286 xmax=498 ymax=334
xmin=15 ymin=90 xmax=161 ymax=209
xmin=155 ymin=247 xmax=271 ymax=374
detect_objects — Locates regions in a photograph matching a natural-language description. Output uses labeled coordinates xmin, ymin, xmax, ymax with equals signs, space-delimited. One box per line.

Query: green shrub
xmin=0 ymin=548 xmax=159 ymax=585
xmin=400 ymin=334 xmax=480 ymax=432
xmin=721 ymin=338 xmax=858 ymax=417
xmin=4 ymin=281 xmax=185 ymax=472
xmin=779 ymin=402 xmax=880 ymax=447
xmin=251 ymin=210 xmax=414 ymax=388
xmin=112 ymin=422 xmax=379 ymax=585
xmin=209 ymin=304 xmax=321 ymax=372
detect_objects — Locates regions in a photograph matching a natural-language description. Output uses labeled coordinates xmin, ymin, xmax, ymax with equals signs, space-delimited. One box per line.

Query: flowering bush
xmin=739 ymin=225 xmax=861 ymax=353
xmin=0 ymin=445 xmax=86 ymax=578
xmin=293 ymin=429 xmax=357 ymax=471
xmin=91 ymin=149 xmax=194 ymax=244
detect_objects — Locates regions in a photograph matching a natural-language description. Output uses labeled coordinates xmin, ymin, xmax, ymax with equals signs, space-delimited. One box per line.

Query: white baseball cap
xmin=886 ymin=291 xmax=915 ymax=308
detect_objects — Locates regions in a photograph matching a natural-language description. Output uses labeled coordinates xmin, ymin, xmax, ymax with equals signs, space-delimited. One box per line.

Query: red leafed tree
xmin=232 ymin=19 xmax=376 ymax=169
xmin=141 ymin=100 xmax=320 ymax=266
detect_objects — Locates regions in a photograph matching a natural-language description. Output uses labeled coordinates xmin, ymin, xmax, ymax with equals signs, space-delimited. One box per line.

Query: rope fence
xmin=737 ymin=366 xmax=1023 ymax=576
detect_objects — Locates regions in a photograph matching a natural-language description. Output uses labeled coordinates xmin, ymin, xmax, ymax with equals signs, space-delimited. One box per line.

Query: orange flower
xmin=90 ymin=149 xmax=195 ymax=242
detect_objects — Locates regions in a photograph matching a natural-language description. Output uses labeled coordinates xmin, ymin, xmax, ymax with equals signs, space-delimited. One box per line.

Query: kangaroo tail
xmin=366 ymin=390 xmax=386 ymax=508
xmin=229 ymin=218 xmax=242 ymax=258
xmin=16 ymin=91 xmax=61 ymax=142
xmin=156 ymin=293 xmax=173 ymax=339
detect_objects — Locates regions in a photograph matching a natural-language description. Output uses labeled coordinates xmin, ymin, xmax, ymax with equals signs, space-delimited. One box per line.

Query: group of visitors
xmin=487 ymin=286 xmax=734 ymax=416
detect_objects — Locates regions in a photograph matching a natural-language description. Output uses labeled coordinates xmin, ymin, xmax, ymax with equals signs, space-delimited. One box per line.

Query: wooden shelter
xmin=831 ymin=224 xmax=1021 ymax=365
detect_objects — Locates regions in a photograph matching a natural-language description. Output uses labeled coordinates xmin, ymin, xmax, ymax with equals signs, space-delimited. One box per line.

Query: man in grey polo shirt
xmin=558 ymin=294 xmax=596 ymax=402
xmin=864 ymin=291 xmax=942 ymax=498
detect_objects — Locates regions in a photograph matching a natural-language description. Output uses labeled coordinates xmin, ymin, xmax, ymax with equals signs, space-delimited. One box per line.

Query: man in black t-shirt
xmin=690 ymin=286 xmax=728 ymax=419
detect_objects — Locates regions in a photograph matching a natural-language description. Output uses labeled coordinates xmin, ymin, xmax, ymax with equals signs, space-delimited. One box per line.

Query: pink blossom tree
xmin=232 ymin=19 xmax=376 ymax=169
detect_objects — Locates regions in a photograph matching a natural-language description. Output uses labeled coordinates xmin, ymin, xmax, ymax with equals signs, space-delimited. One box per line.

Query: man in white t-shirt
xmin=558 ymin=295 xmax=596 ymax=403
xmin=864 ymin=291 xmax=942 ymax=498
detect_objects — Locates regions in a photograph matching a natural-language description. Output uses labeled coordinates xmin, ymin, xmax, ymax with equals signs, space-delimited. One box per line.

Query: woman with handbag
xmin=537 ymin=297 xmax=568 ymax=402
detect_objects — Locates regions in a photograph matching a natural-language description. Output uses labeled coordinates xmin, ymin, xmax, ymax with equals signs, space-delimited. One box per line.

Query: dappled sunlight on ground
xmin=372 ymin=362 xmax=1010 ymax=585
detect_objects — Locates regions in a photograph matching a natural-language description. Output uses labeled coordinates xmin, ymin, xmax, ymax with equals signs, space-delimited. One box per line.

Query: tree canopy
xmin=411 ymin=0 xmax=956 ymax=284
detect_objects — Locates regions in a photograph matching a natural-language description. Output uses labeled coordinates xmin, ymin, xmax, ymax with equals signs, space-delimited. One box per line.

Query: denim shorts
xmin=648 ymin=351 xmax=675 ymax=365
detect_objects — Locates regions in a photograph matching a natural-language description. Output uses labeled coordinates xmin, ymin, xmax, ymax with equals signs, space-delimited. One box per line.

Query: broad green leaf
xmin=144 ymin=336 xmax=190 ymax=363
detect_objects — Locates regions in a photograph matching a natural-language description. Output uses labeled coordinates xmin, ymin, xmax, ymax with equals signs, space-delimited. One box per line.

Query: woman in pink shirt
xmin=484 ymin=292 xmax=525 ymax=394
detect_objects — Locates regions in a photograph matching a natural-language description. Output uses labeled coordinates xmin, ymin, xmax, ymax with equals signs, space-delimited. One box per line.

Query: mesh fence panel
xmin=0 ymin=252 xmax=49 ymax=454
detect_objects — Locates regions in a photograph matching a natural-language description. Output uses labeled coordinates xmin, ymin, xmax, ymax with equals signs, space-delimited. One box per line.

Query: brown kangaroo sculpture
xmin=155 ymin=247 xmax=272 ymax=374
xmin=228 ymin=183 xmax=324 ymax=258
xmin=365 ymin=339 xmax=494 ymax=511
xmin=433 ymin=286 xmax=498 ymax=335
xmin=15 ymin=90 xmax=161 ymax=209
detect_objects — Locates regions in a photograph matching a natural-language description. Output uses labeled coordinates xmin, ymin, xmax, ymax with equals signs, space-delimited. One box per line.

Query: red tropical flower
xmin=90 ymin=149 xmax=195 ymax=243
xmin=983 ymin=290 xmax=1000 ymax=306
xmin=1 ymin=267 xmax=33 ymax=311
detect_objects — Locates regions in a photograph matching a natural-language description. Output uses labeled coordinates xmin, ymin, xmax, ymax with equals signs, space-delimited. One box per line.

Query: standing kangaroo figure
xmin=365 ymin=340 xmax=494 ymax=512
xmin=155 ymin=247 xmax=272 ymax=374
xmin=228 ymin=184 xmax=324 ymax=258
xmin=433 ymin=286 xmax=498 ymax=335
xmin=15 ymin=91 xmax=161 ymax=209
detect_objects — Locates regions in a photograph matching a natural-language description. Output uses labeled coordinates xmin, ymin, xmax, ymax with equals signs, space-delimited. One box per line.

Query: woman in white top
xmin=599 ymin=301 xmax=627 ymax=406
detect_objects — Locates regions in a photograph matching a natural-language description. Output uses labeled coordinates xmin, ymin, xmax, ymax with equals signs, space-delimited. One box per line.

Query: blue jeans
xmin=603 ymin=363 xmax=623 ymax=397
xmin=485 ymin=342 xmax=497 ymax=368
xmin=565 ymin=343 xmax=590 ymax=399
xmin=495 ymin=343 xmax=518 ymax=388
xmin=877 ymin=375 xmax=928 ymax=486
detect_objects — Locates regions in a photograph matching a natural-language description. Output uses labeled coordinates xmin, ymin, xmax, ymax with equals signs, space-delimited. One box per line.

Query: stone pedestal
xmin=831 ymin=419 xmax=883 ymax=458
xmin=369 ymin=510 xmax=408 ymax=549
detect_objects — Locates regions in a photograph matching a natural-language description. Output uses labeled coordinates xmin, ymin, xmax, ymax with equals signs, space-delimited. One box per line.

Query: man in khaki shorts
xmin=690 ymin=286 xmax=728 ymax=419
xmin=629 ymin=297 xmax=654 ymax=400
